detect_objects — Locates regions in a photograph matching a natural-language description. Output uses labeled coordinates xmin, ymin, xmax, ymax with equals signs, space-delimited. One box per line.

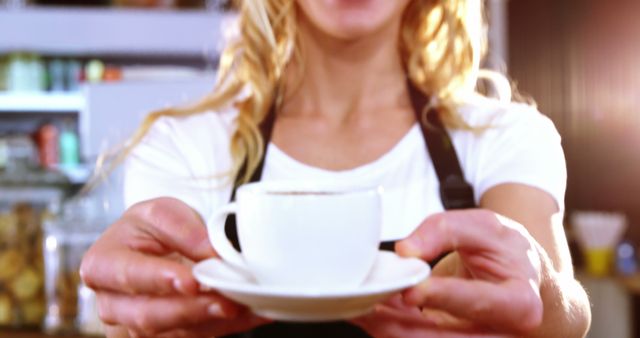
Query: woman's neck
xmin=281 ymin=10 xmax=409 ymax=125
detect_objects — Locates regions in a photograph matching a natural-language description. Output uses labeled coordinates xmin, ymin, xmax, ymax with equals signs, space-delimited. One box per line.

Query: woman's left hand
xmin=352 ymin=209 xmax=545 ymax=337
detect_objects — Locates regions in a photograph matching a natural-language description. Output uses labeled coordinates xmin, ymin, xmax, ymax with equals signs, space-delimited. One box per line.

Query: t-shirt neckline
xmin=266 ymin=123 xmax=422 ymax=178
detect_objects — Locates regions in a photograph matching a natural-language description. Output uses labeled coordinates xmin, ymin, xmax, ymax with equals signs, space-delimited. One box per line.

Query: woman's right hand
xmin=80 ymin=197 xmax=269 ymax=338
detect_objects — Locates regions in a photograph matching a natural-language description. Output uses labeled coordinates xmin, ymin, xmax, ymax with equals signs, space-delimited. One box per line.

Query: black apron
xmin=223 ymin=81 xmax=476 ymax=338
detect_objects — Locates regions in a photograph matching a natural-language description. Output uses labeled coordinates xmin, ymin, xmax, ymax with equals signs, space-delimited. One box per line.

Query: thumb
xmin=128 ymin=197 xmax=216 ymax=261
xmin=396 ymin=210 xmax=510 ymax=262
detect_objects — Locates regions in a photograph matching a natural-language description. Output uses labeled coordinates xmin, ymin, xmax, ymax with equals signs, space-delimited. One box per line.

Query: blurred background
xmin=0 ymin=0 xmax=638 ymax=337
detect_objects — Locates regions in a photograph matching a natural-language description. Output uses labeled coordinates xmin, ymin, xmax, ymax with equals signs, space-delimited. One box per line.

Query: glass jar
xmin=0 ymin=203 xmax=46 ymax=328
xmin=43 ymin=197 xmax=105 ymax=335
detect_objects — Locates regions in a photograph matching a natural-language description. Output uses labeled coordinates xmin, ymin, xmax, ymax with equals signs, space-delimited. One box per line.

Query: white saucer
xmin=193 ymin=251 xmax=430 ymax=322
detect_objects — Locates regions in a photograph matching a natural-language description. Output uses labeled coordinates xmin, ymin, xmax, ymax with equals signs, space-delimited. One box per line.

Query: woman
xmin=80 ymin=0 xmax=591 ymax=337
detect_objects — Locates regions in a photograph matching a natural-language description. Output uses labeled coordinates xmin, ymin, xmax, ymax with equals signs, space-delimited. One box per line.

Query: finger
xmin=429 ymin=252 xmax=473 ymax=278
xmin=381 ymin=294 xmax=423 ymax=314
xmin=420 ymin=308 xmax=478 ymax=331
xmin=146 ymin=315 xmax=271 ymax=338
xmin=353 ymin=304 xmax=502 ymax=338
xmin=96 ymin=291 xmax=243 ymax=337
xmin=381 ymin=295 xmax=481 ymax=332
xmin=104 ymin=325 xmax=130 ymax=337
xmin=81 ymin=247 xmax=199 ymax=295
xmin=403 ymin=277 xmax=543 ymax=334
xmin=375 ymin=296 xmax=481 ymax=331
xmin=128 ymin=197 xmax=216 ymax=261
xmin=352 ymin=303 xmax=436 ymax=329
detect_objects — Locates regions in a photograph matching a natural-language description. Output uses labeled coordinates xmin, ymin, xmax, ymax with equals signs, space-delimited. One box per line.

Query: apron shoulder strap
xmin=407 ymin=82 xmax=477 ymax=210
xmin=225 ymin=103 xmax=276 ymax=251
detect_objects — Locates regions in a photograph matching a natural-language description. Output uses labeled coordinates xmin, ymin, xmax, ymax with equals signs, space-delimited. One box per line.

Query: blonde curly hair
xmin=116 ymin=0 xmax=502 ymax=186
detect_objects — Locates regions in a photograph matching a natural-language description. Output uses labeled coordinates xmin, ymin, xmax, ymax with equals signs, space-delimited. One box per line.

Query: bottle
xmin=65 ymin=60 xmax=82 ymax=92
xmin=0 ymin=137 xmax=8 ymax=169
xmin=48 ymin=59 xmax=66 ymax=92
xmin=0 ymin=57 xmax=7 ymax=91
xmin=29 ymin=54 xmax=47 ymax=92
xmin=58 ymin=121 xmax=79 ymax=168
xmin=85 ymin=59 xmax=105 ymax=83
xmin=7 ymin=53 xmax=30 ymax=91
xmin=616 ymin=240 xmax=637 ymax=276
xmin=38 ymin=124 xmax=59 ymax=169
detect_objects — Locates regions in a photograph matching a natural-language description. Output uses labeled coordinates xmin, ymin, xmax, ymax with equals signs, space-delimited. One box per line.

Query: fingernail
xmin=208 ymin=304 xmax=225 ymax=318
xmin=199 ymin=284 xmax=214 ymax=293
xmin=397 ymin=238 xmax=423 ymax=257
xmin=416 ymin=279 xmax=431 ymax=293
xmin=374 ymin=304 xmax=386 ymax=313
xmin=403 ymin=279 xmax=430 ymax=306
xmin=173 ymin=279 xmax=187 ymax=294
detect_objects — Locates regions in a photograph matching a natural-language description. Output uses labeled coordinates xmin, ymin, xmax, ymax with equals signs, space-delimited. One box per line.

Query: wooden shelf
xmin=618 ymin=274 xmax=640 ymax=295
xmin=0 ymin=7 xmax=228 ymax=57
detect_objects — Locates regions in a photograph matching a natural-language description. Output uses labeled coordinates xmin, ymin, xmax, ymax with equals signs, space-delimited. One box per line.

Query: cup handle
xmin=206 ymin=202 xmax=248 ymax=271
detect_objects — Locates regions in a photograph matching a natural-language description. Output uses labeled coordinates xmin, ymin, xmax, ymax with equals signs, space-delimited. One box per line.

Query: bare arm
xmin=480 ymin=183 xmax=591 ymax=338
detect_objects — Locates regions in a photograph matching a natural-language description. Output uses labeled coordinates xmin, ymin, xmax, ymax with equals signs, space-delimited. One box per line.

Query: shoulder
xmin=452 ymin=96 xmax=561 ymax=154
xmin=133 ymin=107 xmax=238 ymax=167
xmin=147 ymin=106 xmax=238 ymax=147
xmin=450 ymin=96 xmax=566 ymax=210
xmin=124 ymin=107 xmax=239 ymax=210
xmin=457 ymin=95 xmax=558 ymax=137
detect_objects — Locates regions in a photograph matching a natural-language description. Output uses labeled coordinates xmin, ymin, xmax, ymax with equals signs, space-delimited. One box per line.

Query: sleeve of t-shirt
xmin=471 ymin=104 xmax=567 ymax=211
xmin=123 ymin=116 xmax=210 ymax=217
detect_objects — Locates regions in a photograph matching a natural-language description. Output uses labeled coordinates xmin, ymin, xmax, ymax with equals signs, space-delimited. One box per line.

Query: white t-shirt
xmin=124 ymin=96 xmax=566 ymax=241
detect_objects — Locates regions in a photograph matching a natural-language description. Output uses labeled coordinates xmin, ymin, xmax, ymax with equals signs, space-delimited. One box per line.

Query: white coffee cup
xmin=206 ymin=181 xmax=382 ymax=292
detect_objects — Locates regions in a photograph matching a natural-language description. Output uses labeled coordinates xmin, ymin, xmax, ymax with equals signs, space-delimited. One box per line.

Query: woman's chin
xmin=296 ymin=0 xmax=410 ymax=40
xmin=325 ymin=21 xmax=386 ymax=40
